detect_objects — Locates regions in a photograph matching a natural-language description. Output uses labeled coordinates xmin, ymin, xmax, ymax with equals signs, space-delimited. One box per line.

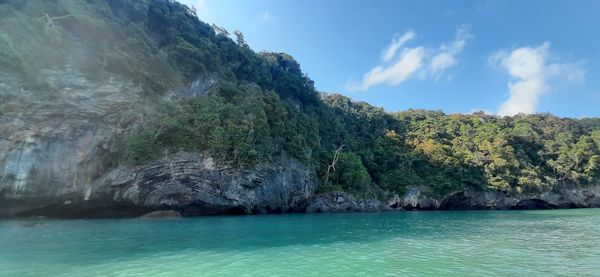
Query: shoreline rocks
xmin=1 ymin=152 xmax=317 ymax=219
xmin=304 ymin=185 xmax=600 ymax=214
xmin=3 ymin=181 xmax=600 ymax=218
xmin=139 ymin=210 xmax=182 ymax=219
xmin=306 ymin=192 xmax=394 ymax=213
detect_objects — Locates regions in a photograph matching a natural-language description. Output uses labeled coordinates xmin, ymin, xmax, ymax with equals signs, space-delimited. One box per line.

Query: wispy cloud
xmin=347 ymin=27 xmax=471 ymax=92
xmin=382 ymin=31 xmax=415 ymax=62
xmin=259 ymin=11 xmax=273 ymax=22
xmin=490 ymin=42 xmax=585 ymax=116
xmin=428 ymin=27 xmax=472 ymax=78
xmin=348 ymin=47 xmax=425 ymax=92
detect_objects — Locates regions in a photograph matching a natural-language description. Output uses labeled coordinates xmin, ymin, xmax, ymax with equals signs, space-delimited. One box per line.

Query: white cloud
xmin=347 ymin=27 xmax=470 ymax=92
xmin=547 ymin=62 xmax=586 ymax=83
xmin=429 ymin=53 xmax=456 ymax=75
xmin=259 ymin=11 xmax=273 ymax=22
xmin=491 ymin=42 xmax=585 ymax=116
xmin=382 ymin=31 xmax=415 ymax=62
xmin=348 ymin=47 xmax=425 ymax=91
xmin=428 ymin=27 xmax=471 ymax=77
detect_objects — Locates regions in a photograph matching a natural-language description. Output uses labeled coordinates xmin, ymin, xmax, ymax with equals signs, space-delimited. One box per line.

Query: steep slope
xmin=0 ymin=0 xmax=320 ymax=217
xmin=1 ymin=0 xmax=600 ymax=218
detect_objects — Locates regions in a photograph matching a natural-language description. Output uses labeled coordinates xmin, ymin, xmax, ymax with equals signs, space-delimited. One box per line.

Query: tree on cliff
xmin=234 ymin=30 xmax=249 ymax=48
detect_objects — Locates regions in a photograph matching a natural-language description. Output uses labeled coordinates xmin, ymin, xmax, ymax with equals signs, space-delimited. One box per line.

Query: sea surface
xmin=1 ymin=209 xmax=600 ymax=276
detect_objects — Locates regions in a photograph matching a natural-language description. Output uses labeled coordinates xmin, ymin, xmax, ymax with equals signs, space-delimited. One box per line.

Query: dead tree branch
xmin=324 ymin=144 xmax=345 ymax=186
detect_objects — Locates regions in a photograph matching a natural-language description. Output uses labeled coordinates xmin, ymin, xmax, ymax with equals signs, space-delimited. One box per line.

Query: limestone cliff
xmin=0 ymin=67 xmax=137 ymax=217
xmin=0 ymin=66 xmax=598 ymax=217
xmin=0 ymin=68 xmax=316 ymax=218
xmin=304 ymin=185 xmax=600 ymax=214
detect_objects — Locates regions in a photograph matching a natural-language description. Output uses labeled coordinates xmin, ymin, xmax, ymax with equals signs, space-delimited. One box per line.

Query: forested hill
xmin=2 ymin=0 xmax=600 ymax=201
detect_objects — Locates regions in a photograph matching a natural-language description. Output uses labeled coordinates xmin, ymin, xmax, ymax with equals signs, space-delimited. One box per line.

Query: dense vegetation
xmin=2 ymin=0 xmax=600 ymax=198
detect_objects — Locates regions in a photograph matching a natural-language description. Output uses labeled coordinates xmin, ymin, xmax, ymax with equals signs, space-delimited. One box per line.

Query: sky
xmin=178 ymin=0 xmax=600 ymax=118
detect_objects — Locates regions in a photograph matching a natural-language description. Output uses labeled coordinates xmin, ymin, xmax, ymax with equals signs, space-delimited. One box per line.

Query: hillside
xmin=1 ymin=0 xmax=600 ymax=217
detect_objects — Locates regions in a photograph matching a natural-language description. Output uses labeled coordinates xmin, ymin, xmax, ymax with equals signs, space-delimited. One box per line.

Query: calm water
xmin=1 ymin=209 xmax=600 ymax=276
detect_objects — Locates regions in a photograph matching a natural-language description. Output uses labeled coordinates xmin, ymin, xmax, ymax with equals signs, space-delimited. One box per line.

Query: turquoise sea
xmin=1 ymin=209 xmax=600 ymax=276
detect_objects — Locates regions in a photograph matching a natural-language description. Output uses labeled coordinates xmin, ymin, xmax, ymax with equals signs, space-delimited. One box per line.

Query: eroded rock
xmin=140 ymin=210 xmax=182 ymax=219
xmin=0 ymin=69 xmax=317 ymax=218
xmin=306 ymin=192 xmax=392 ymax=213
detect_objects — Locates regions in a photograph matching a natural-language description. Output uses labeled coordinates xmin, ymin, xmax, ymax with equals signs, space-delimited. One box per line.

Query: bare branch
xmin=324 ymin=144 xmax=345 ymax=186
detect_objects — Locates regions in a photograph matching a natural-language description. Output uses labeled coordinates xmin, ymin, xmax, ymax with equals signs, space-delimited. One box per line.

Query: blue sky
xmin=178 ymin=0 xmax=600 ymax=118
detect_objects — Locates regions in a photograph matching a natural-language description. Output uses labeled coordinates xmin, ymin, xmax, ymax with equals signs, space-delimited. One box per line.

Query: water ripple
xmin=1 ymin=209 xmax=600 ymax=276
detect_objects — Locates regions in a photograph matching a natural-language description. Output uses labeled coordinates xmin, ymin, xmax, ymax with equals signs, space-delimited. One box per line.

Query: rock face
xmin=396 ymin=187 xmax=441 ymax=210
xmin=1 ymin=148 xmax=316 ymax=218
xmin=439 ymin=186 xmax=600 ymax=210
xmin=139 ymin=210 xmax=182 ymax=219
xmin=394 ymin=185 xmax=600 ymax=211
xmin=97 ymin=152 xmax=316 ymax=216
xmin=0 ymin=67 xmax=142 ymax=217
xmin=306 ymin=192 xmax=393 ymax=213
xmin=306 ymin=185 xmax=600 ymax=213
xmin=0 ymin=68 xmax=316 ymax=218
xmin=1 ymin=149 xmax=316 ymax=218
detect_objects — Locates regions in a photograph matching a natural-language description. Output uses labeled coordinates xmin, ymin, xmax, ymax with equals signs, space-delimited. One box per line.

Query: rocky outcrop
xmin=2 ymin=150 xmax=317 ymax=218
xmin=396 ymin=186 xmax=441 ymax=210
xmin=406 ymin=185 xmax=600 ymax=210
xmin=306 ymin=192 xmax=393 ymax=213
xmin=139 ymin=210 xmax=182 ymax=219
xmin=99 ymin=152 xmax=316 ymax=216
xmin=0 ymin=68 xmax=316 ymax=218
xmin=0 ymin=66 xmax=142 ymax=217
xmin=439 ymin=186 xmax=600 ymax=210
xmin=306 ymin=185 xmax=600 ymax=213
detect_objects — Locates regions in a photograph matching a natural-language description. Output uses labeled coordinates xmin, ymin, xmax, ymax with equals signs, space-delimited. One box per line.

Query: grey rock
xmin=436 ymin=185 xmax=600 ymax=210
xmin=357 ymin=199 xmax=393 ymax=212
xmin=140 ymin=210 xmax=182 ymax=219
xmin=307 ymin=192 xmax=360 ymax=213
xmin=376 ymin=185 xmax=600 ymax=212
xmin=399 ymin=186 xmax=440 ymax=210
xmin=0 ymin=68 xmax=141 ymax=217
xmin=0 ymin=68 xmax=316 ymax=218
xmin=163 ymin=74 xmax=216 ymax=101
xmin=102 ymin=152 xmax=316 ymax=216
xmin=306 ymin=192 xmax=391 ymax=213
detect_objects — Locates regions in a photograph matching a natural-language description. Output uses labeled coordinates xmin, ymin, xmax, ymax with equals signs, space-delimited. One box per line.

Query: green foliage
xmin=126 ymin=129 xmax=162 ymax=165
xmin=330 ymin=152 xmax=372 ymax=196
xmin=126 ymin=82 xmax=318 ymax=167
